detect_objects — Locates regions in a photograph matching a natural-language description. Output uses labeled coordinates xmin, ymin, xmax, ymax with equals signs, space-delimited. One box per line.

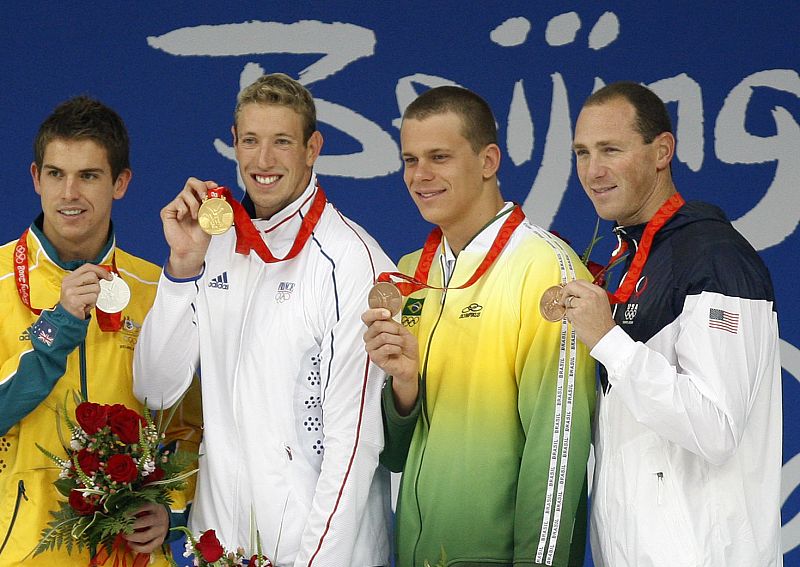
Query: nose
xmin=585 ymin=154 xmax=606 ymax=180
xmin=257 ymin=142 xmax=275 ymax=168
xmin=412 ymin=158 xmax=434 ymax=183
xmin=63 ymin=176 xmax=79 ymax=200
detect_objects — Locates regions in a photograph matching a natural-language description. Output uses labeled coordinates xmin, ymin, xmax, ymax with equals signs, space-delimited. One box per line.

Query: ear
xmin=481 ymin=143 xmax=501 ymax=179
xmin=112 ymin=169 xmax=132 ymax=201
xmin=653 ymin=132 xmax=675 ymax=171
xmin=30 ymin=162 xmax=42 ymax=195
xmin=305 ymin=131 xmax=324 ymax=167
xmin=231 ymin=124 xmax=237 ymax=146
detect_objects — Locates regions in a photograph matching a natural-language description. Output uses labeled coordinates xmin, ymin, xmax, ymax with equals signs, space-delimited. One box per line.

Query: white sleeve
xmin=293 ymin=249 xmax=393 ymax=567
xmin=133 ymin=269 xmax=202 ymax=410
xmin=592 ymin=290 xmax=780 ymax=465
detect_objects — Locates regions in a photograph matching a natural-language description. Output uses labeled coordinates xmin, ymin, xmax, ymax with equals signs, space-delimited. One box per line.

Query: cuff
xmin=381 ymin=375 xmax=422 ymax=425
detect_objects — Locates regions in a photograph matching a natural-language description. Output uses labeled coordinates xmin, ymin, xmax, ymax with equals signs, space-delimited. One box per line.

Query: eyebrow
xmin=42 ymin=164 xmax=106 ymax=173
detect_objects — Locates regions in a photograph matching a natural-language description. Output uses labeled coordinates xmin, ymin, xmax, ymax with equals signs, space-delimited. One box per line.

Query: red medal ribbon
xmin=208 ymin=185 xmax=326 ymax=264
xmin=606 ymin=192 xmax=685 ymax=304
xmin=14 ymin=229 xmax=123 ymax=332
xmin=377 ymin=205 xmax=525 ymax=295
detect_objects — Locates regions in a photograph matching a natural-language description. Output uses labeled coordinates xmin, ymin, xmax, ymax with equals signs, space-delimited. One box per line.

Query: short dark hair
xmin=34 ymin=96 xmax=131 ymax=181
xmin=234 ymin=73 xmax=317 ymax=144
xmin=583 ymin=81 xmax=672 ymax=143
xmin=403 ymin=86 xmax=498 ymax=153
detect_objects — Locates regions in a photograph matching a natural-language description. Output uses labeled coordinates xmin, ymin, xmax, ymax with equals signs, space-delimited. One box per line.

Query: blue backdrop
xmin=2 ymin=2 xmax=798 ymax=564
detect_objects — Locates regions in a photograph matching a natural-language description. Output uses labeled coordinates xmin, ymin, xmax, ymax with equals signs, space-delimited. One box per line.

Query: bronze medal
xmin=368 ymin=282 xmax=403 ymax=317
xmin=198 ymin=197 xmax=234 ymax=235
xmin=539 ymin=284 xmax=566 ymax=322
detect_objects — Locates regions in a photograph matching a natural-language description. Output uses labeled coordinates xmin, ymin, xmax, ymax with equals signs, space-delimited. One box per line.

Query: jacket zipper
xmin=79 ymin=341 xmax=88 ymax=399
xmin=656 ymin=471 xmax=664 ymax=505
xmin=0 ymin=480 xmax=28 ymax=556
xmin=412 ymin=254 xmax=452 ymax=565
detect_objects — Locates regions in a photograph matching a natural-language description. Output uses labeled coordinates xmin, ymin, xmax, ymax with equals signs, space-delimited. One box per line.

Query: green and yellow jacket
xmin=382 ymin=206 xmax=596 ymax=567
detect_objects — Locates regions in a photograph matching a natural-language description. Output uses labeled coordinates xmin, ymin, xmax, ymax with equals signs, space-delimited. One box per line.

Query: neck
xmin=442 ymin=194 xmax=506 ymax=255
xmin=44 ymin=227 xmax=109 ymax=264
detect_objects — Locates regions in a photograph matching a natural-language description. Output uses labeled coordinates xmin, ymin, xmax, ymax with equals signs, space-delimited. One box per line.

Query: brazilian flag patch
xmin=401 ymin=297 xmax=425 ymax=327
xmin=403 ymin=297 xmax=425 ymax=316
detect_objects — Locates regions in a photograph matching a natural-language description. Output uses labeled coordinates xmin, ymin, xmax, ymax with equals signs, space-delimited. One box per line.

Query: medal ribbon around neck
xmin=14 ymin=229 xmax=123 ymax=332
xmin=377 ymin=205 xmax=525 ymax=295
xmin=207 ymin=185 xmax=327 ymax=264
xmin=606 ymin=192 xmax=685 ymax=304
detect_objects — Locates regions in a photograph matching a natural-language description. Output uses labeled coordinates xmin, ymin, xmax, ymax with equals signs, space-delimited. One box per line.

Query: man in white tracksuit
xmin=133 ymin=73 xmax=391 ymax=566
xmin=562 ymin=81 xmax=782 ymax=566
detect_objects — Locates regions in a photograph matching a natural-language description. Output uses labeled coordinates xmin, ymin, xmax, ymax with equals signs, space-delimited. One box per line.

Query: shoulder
xmin=113 ymin=247 xmax=162 ymax=287
xmin=312 ymin=204 xmax=393 ymax=269
xmin=666 ymin=204 xmax=773 ymax=300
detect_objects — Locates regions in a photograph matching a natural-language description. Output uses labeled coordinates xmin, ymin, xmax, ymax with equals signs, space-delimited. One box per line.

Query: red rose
xmin=105 ymin=403 xmax=127 ymax=419
xmin=249 ymin=555 xmax=273 ymax=567
xmin=109 ymin=408 xmax=145 ymax=444
xmin=196 ymin=529 xmax=224 ymax=562
xmin=76 ymin=448 xmax=101 ymax=475
xmin=69 ymin=489 xmax=97 ymax=515
xmin=75 ymin=402 xmax=108 ymax=434
xmin=143 ymin=466 xmax=165 ymax=485
xmin=106 ymin=453 xmax=138 ymax=483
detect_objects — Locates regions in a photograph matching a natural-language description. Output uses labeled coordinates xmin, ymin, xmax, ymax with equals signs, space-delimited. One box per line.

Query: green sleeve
xmin=0 ymin=304 xmax=88 ymax=435
xmin=379 ymin=375 xmax=421 ymax=472
xmin=513 ymin=267 xmax=596 ymax=565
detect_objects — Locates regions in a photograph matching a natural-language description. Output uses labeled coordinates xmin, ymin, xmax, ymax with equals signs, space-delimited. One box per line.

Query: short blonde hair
xmin=234 ymin=73 xmax=316 ymax=143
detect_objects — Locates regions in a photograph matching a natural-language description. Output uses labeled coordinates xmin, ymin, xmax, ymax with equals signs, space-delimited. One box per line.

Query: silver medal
xmin=96 ymin=272 xmax=131 ymax=314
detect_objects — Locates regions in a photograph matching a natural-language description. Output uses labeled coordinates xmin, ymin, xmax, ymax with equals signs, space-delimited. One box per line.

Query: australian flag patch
xmin=31 ymin=319 xmax=58 ymax=347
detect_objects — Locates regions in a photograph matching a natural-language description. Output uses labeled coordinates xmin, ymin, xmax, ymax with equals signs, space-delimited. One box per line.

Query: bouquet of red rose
xmin=174 ymin=527 xmax=273 ymax=567
xmin=34 ymin=396 xmax=198 ymax=562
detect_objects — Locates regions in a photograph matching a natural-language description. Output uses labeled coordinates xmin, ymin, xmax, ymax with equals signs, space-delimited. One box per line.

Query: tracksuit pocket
xmin=0 ymin=480 xmax=27 ymax=556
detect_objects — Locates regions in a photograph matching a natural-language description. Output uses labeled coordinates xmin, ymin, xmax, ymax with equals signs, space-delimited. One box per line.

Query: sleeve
xmin=133 ymin=268 xmax=202 ymax=410
xmin=592 ymin=289 xmax=779 ymax=466
xmin=379 ymin=375 xmax=422 ymax=472
xmin=0 ymin=304 xmax=88 ymax=435
xmin=514 ymin=250 xmax=596 ymax=566
xmin=293 ymin=246 xmax=393 ymax=567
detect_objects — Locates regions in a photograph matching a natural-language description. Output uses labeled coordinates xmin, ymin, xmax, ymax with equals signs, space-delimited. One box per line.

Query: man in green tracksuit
xmin=362 ymin=86 xmax=596 ymax=566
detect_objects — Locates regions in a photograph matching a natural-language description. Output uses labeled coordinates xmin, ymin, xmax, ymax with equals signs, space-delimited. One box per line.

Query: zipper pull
xmin=285 ymin=446 xmax=293 ymax=461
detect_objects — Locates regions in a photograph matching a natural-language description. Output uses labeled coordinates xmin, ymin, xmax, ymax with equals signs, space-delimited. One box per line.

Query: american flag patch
xmin=708 ymin=308 xmax=739 ymax=334
xmin=31 ymin=319 xmax=58 ymax=347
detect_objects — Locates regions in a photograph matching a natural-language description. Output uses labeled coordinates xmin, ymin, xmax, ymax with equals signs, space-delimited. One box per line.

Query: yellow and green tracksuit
xmin=0 ymin=218 xmax=200 ymax=566
xmin=382 ymin=209 xmax=596 ymax=566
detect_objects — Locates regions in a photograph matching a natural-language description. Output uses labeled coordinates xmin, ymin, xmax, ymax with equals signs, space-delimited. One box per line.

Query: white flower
xmin=140 ymin=458 xmax=156 ymax=476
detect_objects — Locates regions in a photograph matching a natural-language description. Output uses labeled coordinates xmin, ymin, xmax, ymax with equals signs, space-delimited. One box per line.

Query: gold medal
xmin=368 ymin=282 xmax=403 ymax=317
xmin=539 ymin=285 xmax=566 ymax=322
xmin=198 ymin=197 xmax=234 ymax=235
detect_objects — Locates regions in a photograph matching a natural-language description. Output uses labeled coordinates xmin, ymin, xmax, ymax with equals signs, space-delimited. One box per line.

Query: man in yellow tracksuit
xmin=363 ymin=86 xmax=596 ymax=566
xmin=0 ymin=96 xmax=199 ymax=566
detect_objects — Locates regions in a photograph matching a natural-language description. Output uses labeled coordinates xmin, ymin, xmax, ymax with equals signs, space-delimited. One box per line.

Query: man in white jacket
xmin=133 ymin=73 xmax=392 ymax=566
xmin=562 ymin=81 xmax=782 ymax=566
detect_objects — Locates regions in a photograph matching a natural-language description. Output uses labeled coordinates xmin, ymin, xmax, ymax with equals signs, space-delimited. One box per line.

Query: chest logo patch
xmin=276 ymin=281 xmax=295 ymax=303
xmin=459 ymin=303 xmax=483 ymax=319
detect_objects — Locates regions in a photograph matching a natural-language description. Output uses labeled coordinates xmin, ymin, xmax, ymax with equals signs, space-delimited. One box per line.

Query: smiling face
xmin=31 ymin=138 xmax=130 ymax=261
xmin=233 ymin=103 xmax=322 ymax=219
xmin=572 ymin=97 xmax=675 ymax=226
xmin=400 ymin=111 xmax=501 ymax=251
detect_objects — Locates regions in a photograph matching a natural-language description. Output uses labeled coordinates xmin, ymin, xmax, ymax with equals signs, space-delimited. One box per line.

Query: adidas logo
xmin=208 ymin=271 xmax=230 ymax=290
